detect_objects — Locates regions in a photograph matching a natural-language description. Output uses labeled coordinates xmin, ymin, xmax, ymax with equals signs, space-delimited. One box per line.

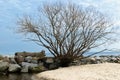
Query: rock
xmin=70 ymin=60 xmax=81 ymax=66
xmin=80 ymin=58 xmax=97 ymax=64
xmin=3 ymin=56 xmax=10 ymax=62
xmin=8 ymin=64 xmax=21 ymax=72
xmin=21 ymin=66 xmax=28 ymax=73
xmin=35 ymin=50 xmax=46 ymax=59
xmin=80 ymin=59 xmax=88 ymax=65
xmin=99 ymin=56 xmax=108 ymax=63
xmin=21 ymin=62 xmax=38 ymax=67
xmin=89 ymin=57 xmax=97 ymax=64
xmin=45 ymin=58 xmax=54 ymax=64
xmin=25 ymin=56 xmax=32 ymax=63
xmin=38 ymin=62 xmax=44 ymax=66
xmin=95 ymin=59 xmax=102 ymax=64
xmin=49 ymin=63 xmax=58 ymax=70
xmin=0 ymin=62 xmax=9 ymax=72
xmin=0 ymin=55 xmax=3 ymax=60
xmin=31 ymin=60 xmax=38 ymax=64
xmin=21 ymin=62 xmax=38 ymax=73
xmin=15 ymin=50 xmax=46 ymax=58
xmin=29 ymin=66 xmax=46 ymax=72
xmin=14 ymin=55 xmax=24 ymax=64
xmin=9 ymin=58 xmax=17 ymax=64
xmin=41 ymin=58 xmax=59 ymax=70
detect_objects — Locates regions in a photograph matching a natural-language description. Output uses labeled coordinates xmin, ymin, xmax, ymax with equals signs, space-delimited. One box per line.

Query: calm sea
xmin=1 ymin=52 xmax=120 ymax=57
xmin=0 ymin=73 xmax=35 ymax=80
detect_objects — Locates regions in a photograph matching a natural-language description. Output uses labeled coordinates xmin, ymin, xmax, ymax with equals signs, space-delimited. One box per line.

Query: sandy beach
xmin=32 ymin=63 xmax=120 ymax=80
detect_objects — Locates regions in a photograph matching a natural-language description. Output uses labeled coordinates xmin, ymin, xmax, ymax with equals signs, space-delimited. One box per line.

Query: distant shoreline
xmin=1 ymin=52 xmax=120 ymax=57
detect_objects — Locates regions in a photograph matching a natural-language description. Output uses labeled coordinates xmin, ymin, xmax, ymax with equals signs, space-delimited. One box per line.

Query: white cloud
xmin=74 ymin=0 xmax=120 ymax=25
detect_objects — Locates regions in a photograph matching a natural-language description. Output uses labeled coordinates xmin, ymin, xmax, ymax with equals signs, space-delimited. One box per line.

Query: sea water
xmin=0 ymin=73 xmax=34 ymax=80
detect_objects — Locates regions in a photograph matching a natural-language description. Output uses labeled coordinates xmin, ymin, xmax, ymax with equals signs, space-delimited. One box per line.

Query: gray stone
xmin=8 ymin=64 xmax=21 ymax=72
xmin=38 ymin=62 xmax=44 ymax=66
xmin=21 ymin=62 xmax=38 ymax=67
xmin=14 ymin=55 xmax=24 ymax=64
xmin=21 ymin=66 xmax=28 ymax=73
xmin=15 ymin=50 xmax=46 ymax=58
xmin=96 ymin=59 xmax=102 ymax=64
xmin=80 ymin=58 xmax=97 ymax=64
xmin=80 ymin=59 xmax=87 ymax=65
xmin=9 ymin=58 xmax=17 ymax=64
xmin=45 ymin=58 xmax=54 ymax=64
xmin=89 ymin=57 xmax=97 ymax=64
xmin=3 ymin=56 xmax=10 ymax=62
xmin=25 ymin=56 xmax=32 ymax=63
xmin=70 ymin=60 xmax=81 ymax=66
xmin=21 ymin=62 xmax=38 ymax=73
xmin=0 ymin=62 xmax=9 ymax=72
xmin=31 ymin=60 xmax=38 ymax=64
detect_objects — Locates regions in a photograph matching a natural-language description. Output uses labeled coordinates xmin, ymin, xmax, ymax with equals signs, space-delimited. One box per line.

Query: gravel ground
xmin=32 ymin=63 xmax=120 ymax=80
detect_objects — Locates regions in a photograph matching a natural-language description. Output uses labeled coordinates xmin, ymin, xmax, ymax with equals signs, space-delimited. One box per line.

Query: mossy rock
xmin=0 ymin=62 xmax=9 ymax=72
xmin=29 ymin=66 xmax=46 ymax=73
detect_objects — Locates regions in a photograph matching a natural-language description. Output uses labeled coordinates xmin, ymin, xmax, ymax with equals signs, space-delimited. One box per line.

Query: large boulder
xmin=3 ymin=56 xmax=10 ymax=62
xmin=80 ymin=57 xmax=97 ymax=65
xmin=31 ymin=59 xmax=38 ymax=64
xmin=45 ymin=58 xmax=54 ymax=64
xmin=43 ymin=57 xmax=54 ymax=69
xmin=69 ymin=60 xmax=81 ymax=66
xmin=9 ymin=58 xmax=17 ymax=64
xmin=21 ymin=66 xmax=28 ymax=73
xmin=8 ymin=64 xmax=21 ymax=72
xmin=14 ymin=55 xmax=24 ymax=64
xmin=15 ymin=50 xmax=46 ymax=58
xmin=21 ymin=62 xmax=38 ymax=73
xmin=43 ymin=58 xmax=59 ymax=69
xmin=48 ymin=63 xmax=59 ymax=70
xmin=25 ymin=56 xmax=32 ymax=63
xmin=0 ymin=62 xmax=9 ymax=72
xmin=89 ymin=57 xmax=97 ymax=64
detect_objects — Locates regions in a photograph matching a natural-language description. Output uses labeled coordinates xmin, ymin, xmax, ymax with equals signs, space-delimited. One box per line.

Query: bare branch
xmin=17 ymin=2 xmax=113 ymax=62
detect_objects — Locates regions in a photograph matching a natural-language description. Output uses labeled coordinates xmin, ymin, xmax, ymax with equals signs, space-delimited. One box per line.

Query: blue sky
xmin=1 ymin=0 xmax=120 ymax=56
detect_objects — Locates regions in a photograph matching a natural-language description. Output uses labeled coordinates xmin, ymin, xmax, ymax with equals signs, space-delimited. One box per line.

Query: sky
xmin=1 ymin=0 xmax=120 ymax=56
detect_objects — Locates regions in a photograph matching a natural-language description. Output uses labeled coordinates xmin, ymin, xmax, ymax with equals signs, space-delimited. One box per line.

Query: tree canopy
xmin=17 ymin=2 xmax=112 ymax=66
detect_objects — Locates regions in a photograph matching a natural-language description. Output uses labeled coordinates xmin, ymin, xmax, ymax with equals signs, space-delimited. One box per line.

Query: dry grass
xmin=32 ymin=63 xmax=120 ymax=80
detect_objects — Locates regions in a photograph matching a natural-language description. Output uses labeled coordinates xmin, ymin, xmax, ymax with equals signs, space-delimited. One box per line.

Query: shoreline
xmin=0 ymin=51 xmax=120 ymax=74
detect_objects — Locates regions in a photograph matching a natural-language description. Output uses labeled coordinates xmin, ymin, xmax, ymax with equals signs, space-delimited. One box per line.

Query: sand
xmin=32 ymin=63 xmax=120 ymax=80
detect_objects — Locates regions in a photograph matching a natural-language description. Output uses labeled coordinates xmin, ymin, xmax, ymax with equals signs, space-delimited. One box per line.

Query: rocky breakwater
xmin=0 ymin=50 xmax=59 ymax=74
xmin=72 ymin=55 xmax=120 ymax=65
xmin=1 ymin=52 xmax=120 ymax=74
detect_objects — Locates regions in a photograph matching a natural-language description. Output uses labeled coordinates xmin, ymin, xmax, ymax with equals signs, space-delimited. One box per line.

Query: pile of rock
xmin=14 ymin=50 xmax=46 ymax=64
xmin=71 ymin=55 xmax=120 ymax=65
xmin=0 ymin=50 xmax=59 ymax=74
xmin=1 ymin=51 xmax=120 ymax=74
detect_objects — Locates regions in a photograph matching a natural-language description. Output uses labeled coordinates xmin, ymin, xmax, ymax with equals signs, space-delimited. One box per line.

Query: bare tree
xmin=17 ymin=3 xmax=112 ymax=66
